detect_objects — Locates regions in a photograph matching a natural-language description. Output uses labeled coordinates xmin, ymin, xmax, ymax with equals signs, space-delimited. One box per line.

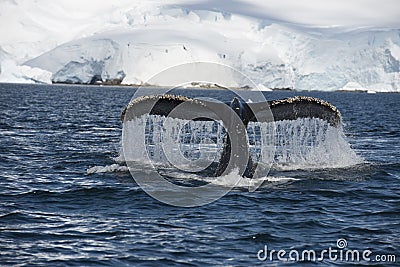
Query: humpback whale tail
xmin=121 ymin=94 xmax=342 ymax=178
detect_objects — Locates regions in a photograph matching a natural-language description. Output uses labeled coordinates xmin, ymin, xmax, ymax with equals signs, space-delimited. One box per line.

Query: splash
xmin=122 ymin=115 xmax=226 ymax=172
xmin=248 ymin=118 xmax=363 ymax=170
xmin=122 ymin=115 xmax=362 ymax=171
xmin=203 ymin=169 xmax=299 ymax=188
xmin=90 ymin=115 xmax=362 ymax=178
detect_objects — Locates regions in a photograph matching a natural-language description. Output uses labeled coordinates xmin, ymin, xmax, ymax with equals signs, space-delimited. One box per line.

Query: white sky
xmin=177 ymin=0 xmax=400 ymax=28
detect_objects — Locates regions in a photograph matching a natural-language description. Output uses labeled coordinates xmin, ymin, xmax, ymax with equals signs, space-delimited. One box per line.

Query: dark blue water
xmin=1 ymin=83 xmax=399 ymax=266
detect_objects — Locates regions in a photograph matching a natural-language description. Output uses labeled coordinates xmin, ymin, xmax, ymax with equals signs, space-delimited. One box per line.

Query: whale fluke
xmin=122 ymin=95 xmax=341 ymax=127
xmin=121 ymin=94 xmax=342 ymax=178
xmin=253 ymin=96 xmax=341 ymax=127
xmin=122 ymin=94 xmax=227 ymax=122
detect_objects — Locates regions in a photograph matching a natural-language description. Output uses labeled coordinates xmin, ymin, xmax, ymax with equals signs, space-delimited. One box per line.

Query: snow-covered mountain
xmin=1 ymin=0 xmax=400 ymax=91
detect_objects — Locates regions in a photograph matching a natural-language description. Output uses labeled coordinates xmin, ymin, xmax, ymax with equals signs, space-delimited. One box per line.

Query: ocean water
xmin=0 ymin=83 xmax=399 ymax=266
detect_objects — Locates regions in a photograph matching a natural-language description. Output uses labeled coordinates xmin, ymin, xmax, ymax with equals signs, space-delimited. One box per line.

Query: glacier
xmin=1 ymin=0 xmax=400 ymax=91
xmin=26 ymin=39 xmax=125 ymax=84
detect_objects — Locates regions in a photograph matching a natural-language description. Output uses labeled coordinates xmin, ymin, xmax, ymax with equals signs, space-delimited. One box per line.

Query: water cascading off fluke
xmin=121 ymin=94 xmax=351 ymax=178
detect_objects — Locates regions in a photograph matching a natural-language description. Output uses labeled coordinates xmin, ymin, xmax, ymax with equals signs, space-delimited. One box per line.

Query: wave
xmin=86 ymin=164 xmax=129 ymax=174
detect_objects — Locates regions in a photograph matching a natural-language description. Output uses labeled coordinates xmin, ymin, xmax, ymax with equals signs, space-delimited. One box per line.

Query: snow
xmin=390 ymin=43 xmax=400 ymax=62
xmin=0 ymin=59 xmax=52 ymax=84
xmin=175 ymin=0 xmax=400 ymax=29
xmin=341 ymin=82 xmax=366 ymax=92
xmin=1 ymin=0 xmax=400 ymax=91
xmin=27 ymin=38 xmax=125 ymax=84
xmin=255 ymin=84 xmax=273 ymax=92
